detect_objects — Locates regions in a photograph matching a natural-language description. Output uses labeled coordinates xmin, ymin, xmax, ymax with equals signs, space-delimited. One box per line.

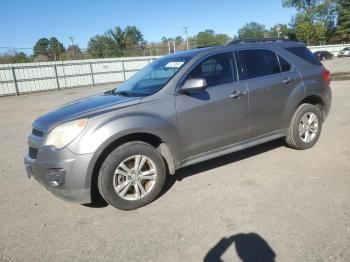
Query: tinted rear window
xmin=236 ymin=49 xmax=281 ymax=80
xmin=285 ymin=46 xmax=321 ymax=66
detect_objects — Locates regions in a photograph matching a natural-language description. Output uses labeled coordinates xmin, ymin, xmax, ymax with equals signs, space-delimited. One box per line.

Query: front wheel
xmin=286 ymin=103 xmax=323 ymax=150
xmin=98 ymin=141 xmax=166 ymax=210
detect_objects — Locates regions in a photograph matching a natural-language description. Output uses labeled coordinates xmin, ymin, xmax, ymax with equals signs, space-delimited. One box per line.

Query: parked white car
xmin=338 ymin=47 xmax=350 ymax=57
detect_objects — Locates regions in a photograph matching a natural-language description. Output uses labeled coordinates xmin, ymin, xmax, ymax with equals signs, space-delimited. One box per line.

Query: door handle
xmin=282 ymin=77 xmax=296 ymax=84
xmin=230 ymin=90 xmax=247 ymax=99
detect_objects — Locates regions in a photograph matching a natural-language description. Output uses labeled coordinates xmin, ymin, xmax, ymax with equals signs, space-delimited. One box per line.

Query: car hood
xmin=33 ymin=92 xmax=141 ymax=133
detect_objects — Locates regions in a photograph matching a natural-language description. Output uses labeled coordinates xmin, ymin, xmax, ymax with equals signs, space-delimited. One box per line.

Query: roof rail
xmin=226 ymin=38 xmax=294 ymax=45
xmin=196 ymin=45 xmax=215 ymax=49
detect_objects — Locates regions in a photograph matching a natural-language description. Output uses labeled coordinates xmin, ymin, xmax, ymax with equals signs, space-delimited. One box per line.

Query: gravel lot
xmin=323 ymin=56 xmax=350 ymax=73
xmin=0 ymin=78 xmax=350 ymax=261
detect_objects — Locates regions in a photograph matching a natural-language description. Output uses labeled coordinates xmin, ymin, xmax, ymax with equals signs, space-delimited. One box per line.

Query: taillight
xmin=322 ymin=69 xmax=331 ymax=85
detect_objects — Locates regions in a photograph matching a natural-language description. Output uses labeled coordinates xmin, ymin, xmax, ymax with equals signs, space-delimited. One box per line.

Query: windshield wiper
xmin=113 ymin=91 xmax=132 ymax=97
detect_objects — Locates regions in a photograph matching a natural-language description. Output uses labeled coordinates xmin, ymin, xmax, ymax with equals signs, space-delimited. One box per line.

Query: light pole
xmin=69 ymin=36 xmax=76 ymax=59
xmin=183 ymin=26 xmax=189 ymax=50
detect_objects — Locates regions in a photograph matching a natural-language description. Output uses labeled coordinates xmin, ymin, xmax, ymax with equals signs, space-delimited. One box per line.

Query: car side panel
xmin=244 ymin=68 xmax=303 ymax=136
xmin=66 ymin=94 xmax=181 ymax=187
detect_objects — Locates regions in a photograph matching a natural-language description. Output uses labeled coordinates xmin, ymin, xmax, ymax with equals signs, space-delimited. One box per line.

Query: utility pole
xmin=167 ymin=40 xmax=176 ymax=54
xmin=69 ymin=36 xmax=76 ymax=59
xmin=183 ymin=26 xmax=189 ymax=50
xmin=277 ymin=26 xmax=281 ymax=38
xmin=68 ymin=36 xmax=74 ymax=47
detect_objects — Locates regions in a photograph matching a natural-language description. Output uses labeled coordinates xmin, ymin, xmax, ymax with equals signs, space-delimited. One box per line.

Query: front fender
xmin=68 ymin=110 xmax=180 ymax=188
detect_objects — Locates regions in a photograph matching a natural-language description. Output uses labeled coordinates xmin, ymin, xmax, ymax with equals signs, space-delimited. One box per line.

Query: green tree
xmin=238 ymin=22 xmax=269 ymax=39
xmin=269 ymin=23 xmax=292 ymax=38
xmin=89 ymin=26 xmax=145 ymax=58
xmin=107 ymin=26 xmax=125 ymax=49
xmin=332 ymin=0 xmax=350 ymax=42
xmin=33 ymin=38 xmax=49 ymax=58
xmin=12 ymin=52 xmax=30 ymax=63
xmin=174 ymin=36 xmax=184 ymax=46
xmin=0 ymin=51 xmax=31 ymax=64
xmin=87 ymin=35 xmax=117 ymax=58
xmin=123 ymin=26 xmax=145 ymax=49
xmin=33 ymin=37 xmax=65 ymax=60
xmin=194 ymin=29 xmax=230 ymax=46
xmin=48 ymin=37 xmax=65 ymax=61
xmin=283 ymin=0 xmax=336 ymax=44
xmin=107 ymin=26 xmax=145 ymax=49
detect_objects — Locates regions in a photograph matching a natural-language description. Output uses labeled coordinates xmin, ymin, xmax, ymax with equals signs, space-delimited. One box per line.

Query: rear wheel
xmin=286 ymin=103 xmax=323 ymax=150
xmin=98 ymin=141 xmax=166 ymax=210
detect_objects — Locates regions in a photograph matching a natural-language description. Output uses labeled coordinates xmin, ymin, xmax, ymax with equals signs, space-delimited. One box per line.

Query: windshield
xmin=113 ymin=56 xmax=190 ymax=97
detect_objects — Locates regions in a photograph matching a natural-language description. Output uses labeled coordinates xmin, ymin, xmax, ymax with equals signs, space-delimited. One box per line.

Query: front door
xmin=175 ymin=52 xmax=249 ymax=160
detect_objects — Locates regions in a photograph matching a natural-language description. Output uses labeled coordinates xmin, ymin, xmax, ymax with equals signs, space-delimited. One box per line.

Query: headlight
xmin=44 ymin=119 xmax=88 ymax=149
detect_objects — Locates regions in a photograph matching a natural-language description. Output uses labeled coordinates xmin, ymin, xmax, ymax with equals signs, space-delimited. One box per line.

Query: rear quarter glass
xmin=285 ymin=46 xmax=322 ymax=66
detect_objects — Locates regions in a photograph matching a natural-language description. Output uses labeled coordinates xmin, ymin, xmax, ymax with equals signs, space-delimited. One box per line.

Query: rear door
xmin=175 ymin=51 xmax=249 ymax=159
xmin=235 ymin=49 xmax=301 ymax=137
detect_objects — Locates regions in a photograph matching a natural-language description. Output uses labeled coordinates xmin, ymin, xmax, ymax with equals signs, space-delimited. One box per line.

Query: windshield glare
xmin=113 ymin=56 xmax=189 ymax=97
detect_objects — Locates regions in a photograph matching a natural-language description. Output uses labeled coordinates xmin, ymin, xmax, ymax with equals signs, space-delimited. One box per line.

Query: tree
xmin=238 ymin=22 xmax=269 ymax=39
xmin=12 ymin=52 xmax=30 ymax=63
xmin=48 ymin=37 xmax=65 ymax=61
xmin=88 ymin=26 xmax=145 ymax=58
xmin=87 ymin=35 xmax=117 ymax=58
xmin=63 ymin=45 xmax=83 ymax=60
xmin=123 ymin=26 xmax=145 ymax=49
xmin=33 ymin=37 xmax=65 ymax=61
xmin=33 ymin=38 xmax=49 ymax=58
xmin=332 ymin=0 xmax=350 ymax=42
xmin=161 ymin=37 xmax=168 ymax=43
xmin=282 ymin=0 xmax=336 ymax=44
xmin=0 ymin=51 xmax=31 ymax=64
xmin=269 ymin=23 xmax=292 ymax=38
xmin=174 ymin=36 xmax=184 ymax=46
xmin=194 ymin=29 xmax=230 ymax=46
xmin=107 ymin=26 xmax=145 ymax=49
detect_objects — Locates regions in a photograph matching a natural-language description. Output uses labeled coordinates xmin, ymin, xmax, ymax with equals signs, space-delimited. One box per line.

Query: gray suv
xmin=24 ymin=39 xmax=332 ymax=210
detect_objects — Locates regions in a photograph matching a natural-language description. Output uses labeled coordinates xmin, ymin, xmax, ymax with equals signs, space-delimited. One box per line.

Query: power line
xmin=0 ymin=46 xmax=32 ymax=50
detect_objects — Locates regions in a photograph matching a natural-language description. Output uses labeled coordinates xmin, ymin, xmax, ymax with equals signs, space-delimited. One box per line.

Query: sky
xmin=0 ymin=0 xmax=296 ymax=53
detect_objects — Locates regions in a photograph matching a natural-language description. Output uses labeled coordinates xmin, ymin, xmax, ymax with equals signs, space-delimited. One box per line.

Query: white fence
xmin=0 ymin=56 xmax=159 ymax=96
xmin=308 ymin=43 xmax=350 ymax=56
xmin=1 ymin=43 xmax=349 ymax=96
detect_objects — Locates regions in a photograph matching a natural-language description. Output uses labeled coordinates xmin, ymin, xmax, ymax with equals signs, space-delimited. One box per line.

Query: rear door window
xmin=285 ymin=46 xmax=322 ymax=66
xmin=236 ymin=49 xmax=281 ymax=80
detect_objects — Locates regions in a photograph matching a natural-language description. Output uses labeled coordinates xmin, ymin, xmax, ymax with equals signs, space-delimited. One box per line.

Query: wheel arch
xmin=87 ymin=132 xmax=175 ymax=203
xmin=297 ymin=95 xmax=325 ymax=120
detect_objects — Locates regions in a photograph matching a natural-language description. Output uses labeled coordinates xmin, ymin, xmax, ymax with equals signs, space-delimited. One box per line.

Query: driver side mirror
xmin=180 ymin=78 xmax=207 ymax=94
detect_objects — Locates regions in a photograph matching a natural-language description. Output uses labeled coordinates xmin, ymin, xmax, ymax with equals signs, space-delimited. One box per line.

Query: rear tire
xmin=286 ymin=103 xmax=323 ymax=150
xmin=98 ymin=141 xmax=166 ymax=210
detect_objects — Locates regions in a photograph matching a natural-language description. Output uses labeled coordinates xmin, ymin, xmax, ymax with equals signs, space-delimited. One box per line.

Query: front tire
xmin=286 ymin=103 xmax=323 ymax=150
xmin=98 ymin=141 xmax=166 ymax=210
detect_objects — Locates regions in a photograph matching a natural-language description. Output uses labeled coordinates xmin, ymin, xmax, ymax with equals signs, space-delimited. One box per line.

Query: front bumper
xmin=24 ymin=147 xmax=94 ymax=204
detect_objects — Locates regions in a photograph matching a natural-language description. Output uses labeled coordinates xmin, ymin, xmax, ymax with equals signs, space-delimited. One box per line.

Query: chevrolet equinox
xmin=24 ymin=39 xmax=332 ymax=210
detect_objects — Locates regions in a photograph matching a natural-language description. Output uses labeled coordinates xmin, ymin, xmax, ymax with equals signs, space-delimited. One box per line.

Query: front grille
xmin=29 ymin=147 xmax=38 ymax=159
xmin=32 ymin=128 xmax=43 ymax=137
